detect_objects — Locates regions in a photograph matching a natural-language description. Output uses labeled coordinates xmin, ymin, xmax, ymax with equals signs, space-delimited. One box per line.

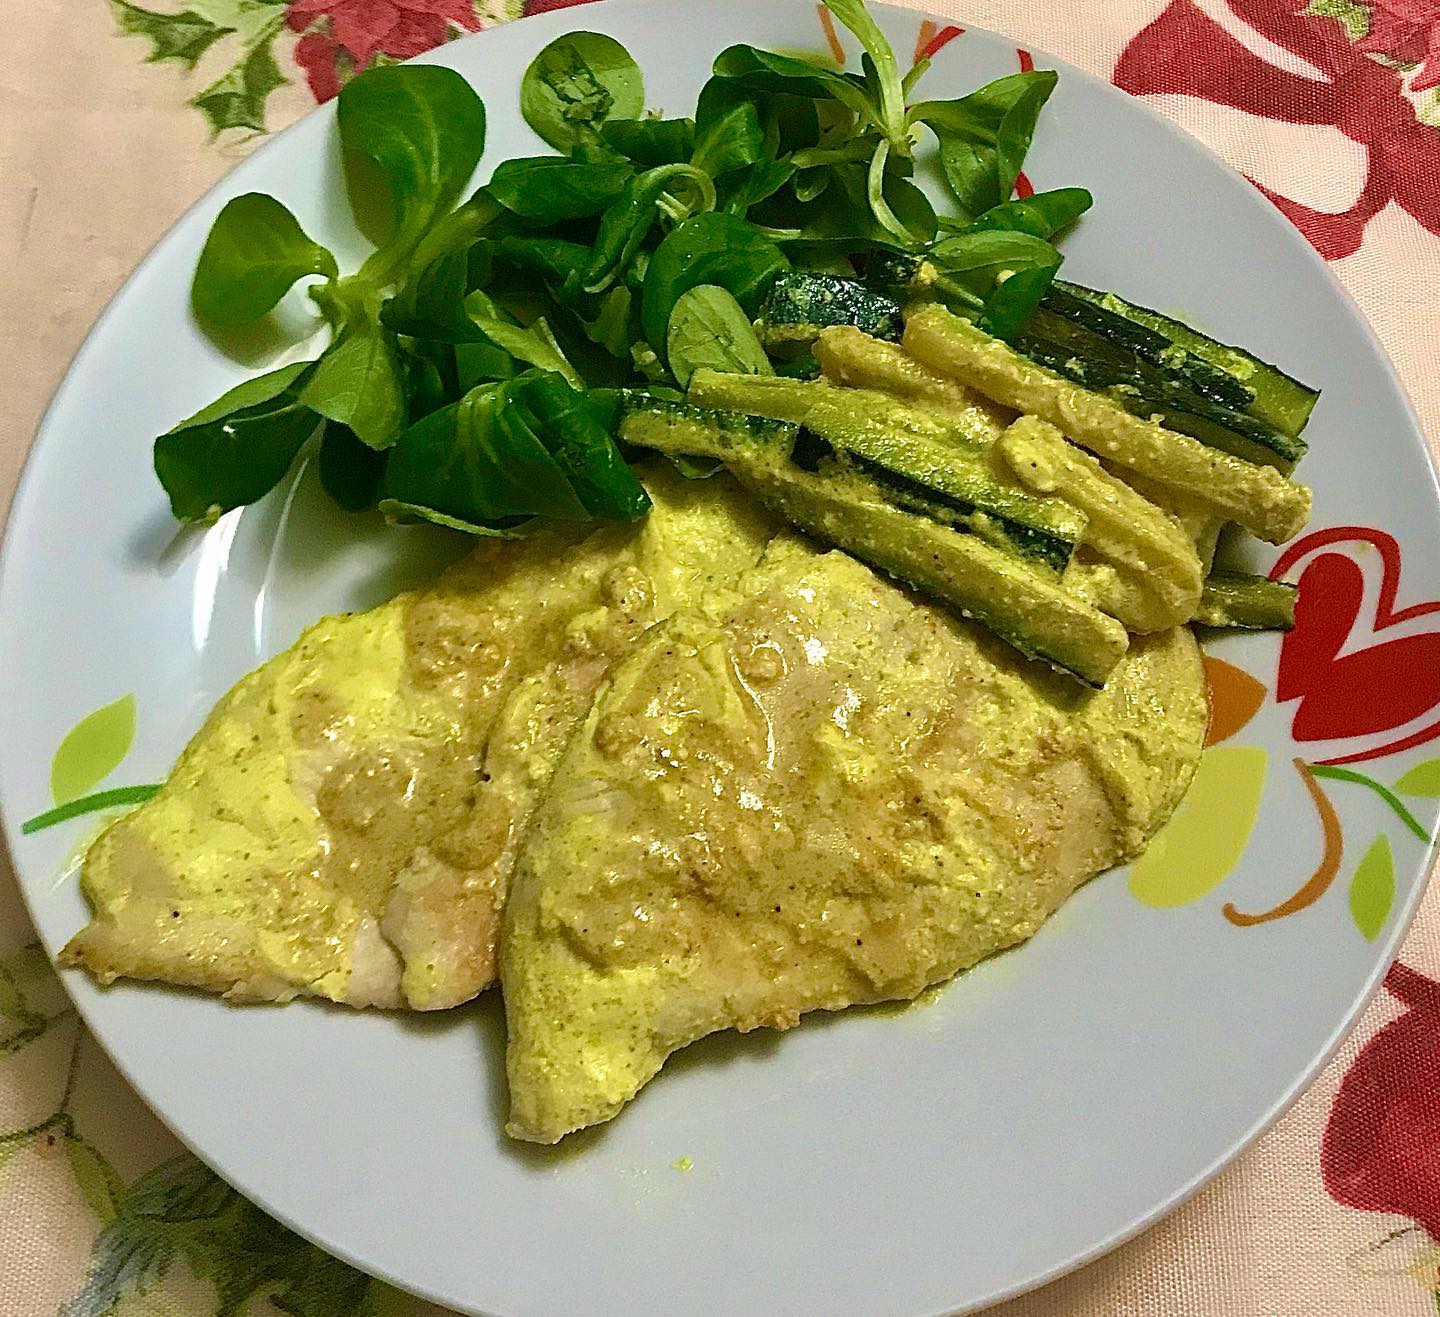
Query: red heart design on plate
xmin=1271 ymin=527 xmax=1440 ymax=764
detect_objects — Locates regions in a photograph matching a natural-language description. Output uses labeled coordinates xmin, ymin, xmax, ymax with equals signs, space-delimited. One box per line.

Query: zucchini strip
xmin=1192 ymin=518 xmax=1224 ymax=574
xmin=903 ymin=304 xmax=1312 ymax=545
xmin=687 ymin=371 xmax=1085 ymax=570
xmin=1061 ymin=555 xmax=1173 ymax=637
xmin=742 ymin=464 xmax=1128 ymax=686
xmin=1016 ymin=308 xmax=1306 ymax=471
xmin=1120 ymin=472 xmax=1223 ymax=572
xmin=997 ymin=416 xmax=1203 ymax=631
xmin=813 ymin=325 xmax=1011 ymax=441
xmin=760 ymin=273 xmax=903 ymax=349
xmin=1039 ymin=283 xmax=1254 ymax=412
xmin=1053 ymin=281 xmax=1319 ymax=436
xmin=1193 ymin=571 xmax=1297 ymax=630
xmin=620 ymin=396 xmax=1129 ymax=686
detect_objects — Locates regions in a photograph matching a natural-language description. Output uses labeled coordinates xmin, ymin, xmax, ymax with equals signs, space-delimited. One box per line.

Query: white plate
xmin=3 ymin=3 xmax=1439 ymax=1313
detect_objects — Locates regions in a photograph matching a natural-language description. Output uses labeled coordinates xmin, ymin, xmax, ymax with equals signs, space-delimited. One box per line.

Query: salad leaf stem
xmin=901 ymin=57 xmax=931 ymax=99
xmin=300 ymin=297 xmax=407 ymax=449
xmin=866 ymin=142 xmax=916 ymax=246
xmin=583 ymin=164 xmax=717 ymax=294
xmin=824 ymin=0 xmax=911 ymax=155
xmin=790 ymin=141 xmax=873 ymax=169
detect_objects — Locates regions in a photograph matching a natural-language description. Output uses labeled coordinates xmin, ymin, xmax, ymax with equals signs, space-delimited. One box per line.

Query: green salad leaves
xmin=340 ymin=64 xmax=488 ymax=271
xmin=191 ymin=196 xmax=337 ymax=327
xmin=520 ymin=31 xmax=644 ymax=152
xmin=162 ymin=1 xmax=1091 ymax=537
xmin=381 ymin=372 xmax=649 ymax=533
xmin=911 ymin=71 xmax=1059 ymax=220
xmin=155 ymin=364 xmax=318 ymax=521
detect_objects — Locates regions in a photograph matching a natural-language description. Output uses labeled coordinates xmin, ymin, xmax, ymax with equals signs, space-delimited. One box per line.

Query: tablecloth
xmin=2 ymin=1 xmax=1439 ymax=1312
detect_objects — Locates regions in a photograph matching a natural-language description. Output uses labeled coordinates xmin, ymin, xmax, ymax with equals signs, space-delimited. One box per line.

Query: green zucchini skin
xmin=1193 ymin=570 xmax=1297 ymax=630
xmin=856 ymin=259 xmax=1317 ymax=464
xmin=619 ymin=394 xmax=796 ymax=455
xmin=1051 ymin=281 xmax=1319 ymax=437
xmin=761 ymin=273 xmax=903 ymax=348
xmin=1038 ymin=284 xmax=1254 ymax=412
xmin=1015 ymin=308 xmax=1307 ymax=471
xmin=902 ymin=303 xmax=1312 ymax=545
xmin=863 ymin=252 xmax=926 ymax=304
xmin=837 ymin=450 xmax=1074 ymax=571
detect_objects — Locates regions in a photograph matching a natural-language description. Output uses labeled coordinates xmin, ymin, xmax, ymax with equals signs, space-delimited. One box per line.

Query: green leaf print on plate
xmin=1309 ymin=764 xmax=1432 ymax=844
xmin=50 ymin=695 xmax=136 ymax=806
xmin=1129 ymin=745 xmax=1268 ymax=908
xmin=22 ymin=785 xmax=161 ymax=836
xmin=24 ymin=697 xmax=160 ymax=834
xmin=1348 ymin=834 xmax=1395 ymax=942
xmin=1395 ymin=757 xmax=1440 ymax=797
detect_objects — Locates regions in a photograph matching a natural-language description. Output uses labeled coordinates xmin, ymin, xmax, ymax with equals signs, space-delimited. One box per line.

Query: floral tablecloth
xmin=2 ymin=1 xmax=1440 ymax=1313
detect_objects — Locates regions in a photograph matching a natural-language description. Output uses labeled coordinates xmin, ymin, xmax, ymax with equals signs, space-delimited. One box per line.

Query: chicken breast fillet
xmin=502 ymin=538 xmax=1207 ymax=1142
xmin=61 ymin=466 xmax=777 ymax=1009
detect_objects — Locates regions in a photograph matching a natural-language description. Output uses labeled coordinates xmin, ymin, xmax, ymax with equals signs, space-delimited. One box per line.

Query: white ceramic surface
xmin=2 ymin=4 xmax=1439 ymax=1314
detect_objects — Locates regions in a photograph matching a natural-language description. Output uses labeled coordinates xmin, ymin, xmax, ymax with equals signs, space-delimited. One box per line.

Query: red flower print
xmin=294 ymin=33 xmax=344 ymax=103
xmin=1324 ymin=962 xmax=1440 ymax=1240
xmin=1115 ymin=0 xmax=1440 ymax=258
xmin=287 ymin=0 xmax=482 ymax=101
xmin=523 ymin=0 xmax=601 ymax=13
xmin=1361 ymin=0 xmax=1440 ymax=91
